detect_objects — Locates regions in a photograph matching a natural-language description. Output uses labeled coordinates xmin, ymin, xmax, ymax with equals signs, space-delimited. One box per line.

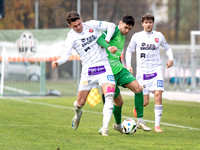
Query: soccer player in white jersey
xmin=126 ymin=14 xmax=174 ymax=132
xmin=51 ymin=11 xmax=117 ymax=136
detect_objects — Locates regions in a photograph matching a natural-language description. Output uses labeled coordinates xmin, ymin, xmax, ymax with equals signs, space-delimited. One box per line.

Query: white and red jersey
xmin=57 ymin=20 xmax=115 ymax=71
xmin=126 ymin=30 xmax=171 ymax=73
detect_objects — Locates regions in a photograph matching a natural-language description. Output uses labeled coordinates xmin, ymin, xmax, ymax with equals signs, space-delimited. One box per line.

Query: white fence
xmin=162 ymin=43 xmax=200 ymax=93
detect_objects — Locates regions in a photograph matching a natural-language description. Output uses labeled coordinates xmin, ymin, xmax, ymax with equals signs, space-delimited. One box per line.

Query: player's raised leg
xmin=126 ymin=80 xmax=151 ymax=131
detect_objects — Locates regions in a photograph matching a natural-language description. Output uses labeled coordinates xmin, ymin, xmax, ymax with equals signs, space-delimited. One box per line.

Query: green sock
xmin=135 ymin=91 xmax=144 ymax=118
xmin=113 ymin=105 xmax=122 ymax=124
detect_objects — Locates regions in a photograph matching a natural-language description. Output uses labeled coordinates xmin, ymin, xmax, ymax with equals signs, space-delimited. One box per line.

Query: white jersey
xmin=127 ymin=30 xmax=171 ymax=73
xmin=56 ymin=20 xmax=116 ymax=91
xmin=57 ymin=20 xmax=115 ymax=73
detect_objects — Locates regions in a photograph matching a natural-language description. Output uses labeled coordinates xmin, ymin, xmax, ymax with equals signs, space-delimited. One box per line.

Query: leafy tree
xmin=0 ymin=0 xmax=199 ymax=44
xmin=0 ymin=0 xmax=35 ymax=29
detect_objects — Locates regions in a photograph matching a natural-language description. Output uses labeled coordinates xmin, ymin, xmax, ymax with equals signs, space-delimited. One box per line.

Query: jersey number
xmin=84 ymin=47 xmax=90 ymax=52
xmin=141 ymin=53 xmax=145 ymax=58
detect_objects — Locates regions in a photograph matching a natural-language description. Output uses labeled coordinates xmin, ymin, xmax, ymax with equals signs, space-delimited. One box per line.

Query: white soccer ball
xmin=122 ymin=119 xmax=137 ymax=135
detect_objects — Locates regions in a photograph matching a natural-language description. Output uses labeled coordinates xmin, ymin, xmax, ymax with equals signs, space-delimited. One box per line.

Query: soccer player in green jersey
xmin=97 ymin=15 xmax=151 ymax=132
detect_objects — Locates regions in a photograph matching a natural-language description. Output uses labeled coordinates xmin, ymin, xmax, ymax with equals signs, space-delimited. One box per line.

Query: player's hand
xmin=52 ymin=61 xmax=58 ymax=69
xmin=127 ymin=66 xmax=133 ymax=74
xmin=108 ymin=46 xmax=117 ymax=54
xmin=166 ymin=60 xmax=173 ymax=68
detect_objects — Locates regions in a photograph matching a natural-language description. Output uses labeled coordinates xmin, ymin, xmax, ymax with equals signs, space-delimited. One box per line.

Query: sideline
xmin=2 ymin=97 xmax=200 ymax=131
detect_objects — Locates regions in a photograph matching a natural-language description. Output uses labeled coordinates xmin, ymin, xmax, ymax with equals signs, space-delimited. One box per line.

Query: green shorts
xmin=114 ymin=68 xmax=136 ymax=99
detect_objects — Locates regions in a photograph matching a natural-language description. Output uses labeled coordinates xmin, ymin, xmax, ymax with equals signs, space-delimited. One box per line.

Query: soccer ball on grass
xmin=122 ymin=119 xmax=137 ymax=135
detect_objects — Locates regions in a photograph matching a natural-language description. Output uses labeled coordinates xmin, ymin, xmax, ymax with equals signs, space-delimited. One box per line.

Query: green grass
xmin=0 ymin=96 xmax=200 ymax=150
xmin=4 ymin=80 xmax=78 ymax=96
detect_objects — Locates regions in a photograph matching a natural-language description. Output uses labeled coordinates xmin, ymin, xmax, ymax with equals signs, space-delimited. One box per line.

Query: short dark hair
xmin=122 ymin=15 xmax=135 ymax=26
xmin=66 ymin=11 xmax=80 ymax=24
xmin=141 ymin=14 xmax=154 ymax=23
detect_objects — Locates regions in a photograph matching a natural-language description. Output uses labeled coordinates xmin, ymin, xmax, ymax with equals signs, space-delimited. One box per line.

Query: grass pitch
xmin=0 ymin=95 xmax=200 ymax=150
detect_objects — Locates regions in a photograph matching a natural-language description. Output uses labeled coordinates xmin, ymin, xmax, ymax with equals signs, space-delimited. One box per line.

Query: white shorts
xmin=136 ymin=70 xmax=164 ymax=95
xmin=78 ymin=61 xmax=115 ymax=91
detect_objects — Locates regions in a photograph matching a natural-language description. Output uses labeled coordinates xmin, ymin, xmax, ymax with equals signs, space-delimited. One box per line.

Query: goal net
xmin=0 ymin=29 xmax=80 ymax=96
xmin=162 ymin=31 xmax=200 ymax=93
xmin=190 ymin=31 xmax=200 ymax=92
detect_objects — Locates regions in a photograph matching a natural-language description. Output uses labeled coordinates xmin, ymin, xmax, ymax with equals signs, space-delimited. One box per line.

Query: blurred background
xmin=0 ymin=0 xmax=200 ymax=96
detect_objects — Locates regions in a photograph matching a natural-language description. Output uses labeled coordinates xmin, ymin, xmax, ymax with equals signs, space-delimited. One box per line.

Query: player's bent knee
xmin=132 ymin=81 xmax=142 ymax=93
xmin=114 ymin=98 xmax=123 ymax=106
xmin=135 ymin=87 xmax=142 ymax=93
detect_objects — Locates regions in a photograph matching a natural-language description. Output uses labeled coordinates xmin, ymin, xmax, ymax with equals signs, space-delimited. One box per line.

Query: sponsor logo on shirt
xmin=81 ymin=35 xmax=97 ymax=47
xmin=88 ymin=65 xmax=106 ymax=75
xmin=143 ymin=72 xmax=157 ymax=80
xmin=140 ymin=43 xmax=157 ymax=50
xmin=81 ymin=80 xmax=92 ymax=85
xmin=107 ymin=75 xmax=115 ymax=81
xmin=157 ymin=80 xmax=163 ymax=87
xmin=81 ymin=81 xmax=89 ymax=85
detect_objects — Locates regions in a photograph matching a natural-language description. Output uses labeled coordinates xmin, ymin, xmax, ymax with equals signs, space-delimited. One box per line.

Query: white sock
xmin=102 ymin=92 xmax=114 ymax=129
xmin=73 ymin=100 xmax=82 ymax=118
xmin=154 ymin=105 xmax=163 ymax=127
xmin=117 ymin=124 xmax=121 ymax=128
xmin=137 ymin=118 xmax=143 ymax=123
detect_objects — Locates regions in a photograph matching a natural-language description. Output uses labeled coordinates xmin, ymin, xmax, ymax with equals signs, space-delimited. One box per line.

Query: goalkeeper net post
xmin=190 ymin=31 xmax=200 ymax=92
xmin=0 ymin=46 xmax=6 ymax=96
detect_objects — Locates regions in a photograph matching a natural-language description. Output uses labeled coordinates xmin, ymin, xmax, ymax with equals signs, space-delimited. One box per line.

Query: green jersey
xmin=97 ymin=24 xmax=144 ymax=119
xmin=97 ymin=26 xmax=125 ymax=75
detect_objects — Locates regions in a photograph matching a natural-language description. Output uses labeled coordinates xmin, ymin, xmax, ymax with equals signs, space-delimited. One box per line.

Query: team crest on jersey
xmin=155 ymin=38 xmax=159 ymax=43
xmin=89 ymin=28 xmax=93 ymax=33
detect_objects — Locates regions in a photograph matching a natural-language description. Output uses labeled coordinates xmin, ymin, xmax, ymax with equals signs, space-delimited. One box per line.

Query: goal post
xmin=190 ymin=31 xmax=200 ymax=92
xmin=0 ymin=46 xmax=6 ymax=96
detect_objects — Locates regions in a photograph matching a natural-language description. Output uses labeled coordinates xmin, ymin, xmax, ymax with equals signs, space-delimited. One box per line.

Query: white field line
xmin=4 ymin=86 xmax=31 ymax=94
xmin=0 ymin=124 xmax=65 ymax=127
xmin=0 ymin=124 xmax=40 ymax=127
xmin=3 ymin=97 xmax=200 ymax=131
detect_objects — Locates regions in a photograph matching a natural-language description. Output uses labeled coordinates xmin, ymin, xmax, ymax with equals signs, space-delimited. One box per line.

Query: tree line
xmin=0 ymin=0 xmax=199 ymax=44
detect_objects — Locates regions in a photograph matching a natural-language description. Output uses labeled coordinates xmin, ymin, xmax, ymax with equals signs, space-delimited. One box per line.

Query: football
xmin=122 ymin=119 xmax=137 ymax=135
